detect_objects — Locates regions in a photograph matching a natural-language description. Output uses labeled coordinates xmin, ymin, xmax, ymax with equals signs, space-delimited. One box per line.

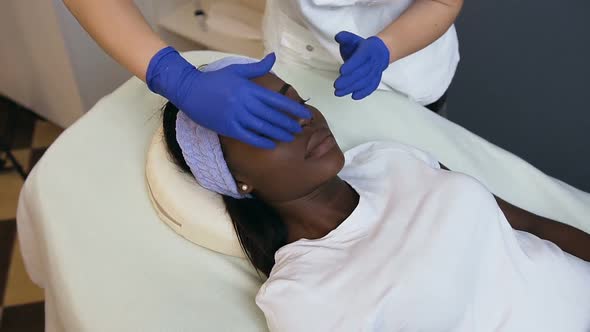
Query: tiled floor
xmin=0 ymin=96 xmax=63 ymax=331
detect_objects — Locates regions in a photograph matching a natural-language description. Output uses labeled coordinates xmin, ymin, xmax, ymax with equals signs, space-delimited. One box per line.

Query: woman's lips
xmin=305 ymin=127 xmax=336 ymax=159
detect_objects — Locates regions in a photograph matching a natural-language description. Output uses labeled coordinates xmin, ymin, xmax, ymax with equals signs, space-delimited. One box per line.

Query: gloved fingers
xmin=339 ymin=42 xmax=358 ymax=61
xmin=233 ymin=126 xmax=276 ymax=149
xmin=335 ymin=65 xmax=378 ymax=97
xmin=335 ymin=31 xmax=362 ymax=45
xmin=339 ymin=46 xmax=370 ymax=75
xmin=239 ymin=112 xmax=295 ymax=143
xmin=245 ymin=96 xmax=302 ymax=134
xmin=228 ymin=53 xmax=276 ymax=79
xmin=352 ymin=76 xmax=381 ymax=100
xmin=251 ymin=84 xmax=312 ymax=119
xmin=334 ymin=76 xmax=370 ymax=97
xmin=334 ymin=60 xmax=373 ymax=91
xmin=336 ymin=31 xmax=362 ymax=60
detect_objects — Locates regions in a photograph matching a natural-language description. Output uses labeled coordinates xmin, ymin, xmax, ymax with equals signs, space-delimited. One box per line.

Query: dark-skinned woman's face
xmin=220 ymin=73 xmax=345 ymax=202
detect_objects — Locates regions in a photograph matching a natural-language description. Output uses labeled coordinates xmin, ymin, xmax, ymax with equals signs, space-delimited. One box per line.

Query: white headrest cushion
xmin=146 ymin=126 xmax=245 ymax=257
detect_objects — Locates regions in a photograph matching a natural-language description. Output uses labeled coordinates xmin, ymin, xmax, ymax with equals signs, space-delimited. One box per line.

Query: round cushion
xmin=146 ymin=126 xmax=245 ymax=257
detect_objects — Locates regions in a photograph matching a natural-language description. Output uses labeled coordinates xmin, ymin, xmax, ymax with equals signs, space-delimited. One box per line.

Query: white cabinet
xmin=0 ymin=0 xmax=85 ymax=128
xmin=158 ymin=0 xmax=266 ymax=58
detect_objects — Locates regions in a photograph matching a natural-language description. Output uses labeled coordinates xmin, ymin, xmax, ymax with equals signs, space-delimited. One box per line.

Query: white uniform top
xmin=256 ymin=141 xmax=590 ymax=332
xmin=263 ymin=0 xmax=460 ymax=105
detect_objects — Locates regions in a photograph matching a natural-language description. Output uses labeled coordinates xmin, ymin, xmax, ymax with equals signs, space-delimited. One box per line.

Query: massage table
xmin=17 ymin=51 xmax=590 ymax=331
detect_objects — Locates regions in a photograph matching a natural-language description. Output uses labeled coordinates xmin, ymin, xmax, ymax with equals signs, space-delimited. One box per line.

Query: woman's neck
xmin=270 ymin=177 xmax=359 ymax=243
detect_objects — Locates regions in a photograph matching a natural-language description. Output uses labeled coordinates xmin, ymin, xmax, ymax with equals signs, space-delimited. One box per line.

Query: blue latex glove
xmin=147 ymin=47 xmax=311 ymax=149
xmin=334 ymin=31 xmax=390 ymax=100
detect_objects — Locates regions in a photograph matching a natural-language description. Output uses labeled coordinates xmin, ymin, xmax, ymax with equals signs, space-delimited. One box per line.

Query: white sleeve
xmin=256 ymin=281 xmax=320 ymax=332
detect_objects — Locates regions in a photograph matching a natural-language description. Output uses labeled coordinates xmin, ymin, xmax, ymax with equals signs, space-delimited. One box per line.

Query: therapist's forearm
xmin=377 ymin=0 xmax=463 ymax=62
xmin=63 ymin=0 xmax=166 ymax=81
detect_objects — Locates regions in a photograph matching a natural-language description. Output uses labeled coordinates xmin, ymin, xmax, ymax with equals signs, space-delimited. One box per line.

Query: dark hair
xmin=162 ymin=102 xmax=287 ymax=276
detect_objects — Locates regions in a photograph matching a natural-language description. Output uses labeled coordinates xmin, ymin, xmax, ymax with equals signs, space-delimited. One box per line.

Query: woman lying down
xmin=162 ymin=57 xmax=590 ymax=331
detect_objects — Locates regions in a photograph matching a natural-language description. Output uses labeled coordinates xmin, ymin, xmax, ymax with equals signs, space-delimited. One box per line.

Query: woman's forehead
xmin=252 ymin=73 xmax=287 ymax=90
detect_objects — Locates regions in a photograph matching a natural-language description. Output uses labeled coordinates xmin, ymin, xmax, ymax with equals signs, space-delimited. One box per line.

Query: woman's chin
xmin=317 ymin=145 xmax=346 ymax=178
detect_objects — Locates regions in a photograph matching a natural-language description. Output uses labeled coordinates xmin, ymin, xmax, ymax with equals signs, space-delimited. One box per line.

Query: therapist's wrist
xmin=145 ymin=46 xmax=199 ymax=98
xmin=375 ymin=33 xmax=400 ymax=63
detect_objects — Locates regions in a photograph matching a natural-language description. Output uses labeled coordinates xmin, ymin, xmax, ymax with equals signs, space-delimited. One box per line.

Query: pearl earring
xmin=241 ymin=184 xmax=248 ymax=191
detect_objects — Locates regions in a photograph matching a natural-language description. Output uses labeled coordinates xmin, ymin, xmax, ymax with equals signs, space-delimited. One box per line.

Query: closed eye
xmin=278 ymin=83 xmax=309 ymax=105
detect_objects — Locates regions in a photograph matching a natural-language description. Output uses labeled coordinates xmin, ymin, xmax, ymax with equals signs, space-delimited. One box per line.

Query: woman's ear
xmin=236 ymin=181 xmax=254 ymax=195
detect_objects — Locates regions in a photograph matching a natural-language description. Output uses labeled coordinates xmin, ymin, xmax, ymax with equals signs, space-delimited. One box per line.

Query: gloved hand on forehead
xmin=334 ymin=31 xmax=390 ymax=100
xmin=147 ymin=47 xmax=311 ymax=149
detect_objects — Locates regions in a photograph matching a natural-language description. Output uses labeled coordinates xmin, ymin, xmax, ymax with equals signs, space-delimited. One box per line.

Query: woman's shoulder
xmin=256 ymin=249 xmax=322 ymax=314
xmin=337 ymin=140 xmax=443 ymax=204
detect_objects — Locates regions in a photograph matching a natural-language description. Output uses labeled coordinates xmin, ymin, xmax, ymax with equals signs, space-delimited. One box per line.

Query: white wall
xmin=1 ymin=0 xmax=265 ymax=128
xmin=52 ymin=0 xmax=133 ymax=113
xmin=0 ymin=1 xmax=84 ymax=128
xmin=51 ymin=0 xmax=200 ymax=112
xmin=0 ymin=0 xmax=198 ymax=128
